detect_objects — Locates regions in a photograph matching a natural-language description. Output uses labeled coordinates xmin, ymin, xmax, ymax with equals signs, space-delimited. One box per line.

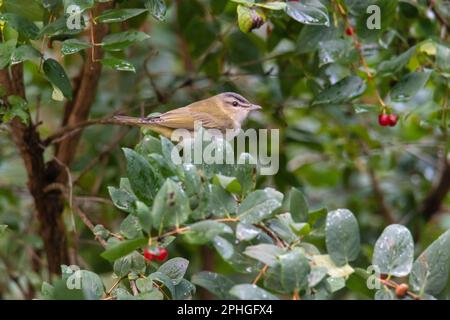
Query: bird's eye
xmin=232 ymin=101 xmax=239 ymax=107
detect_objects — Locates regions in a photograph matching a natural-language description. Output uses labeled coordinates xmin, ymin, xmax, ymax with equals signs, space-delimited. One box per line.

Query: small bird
xmin=114 ymin=92 xmax=262 ymax=138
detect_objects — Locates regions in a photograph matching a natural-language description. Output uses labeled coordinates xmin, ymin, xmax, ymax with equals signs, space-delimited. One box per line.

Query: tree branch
xmin=55 ymin=2 xmax=114 ymax=168
xmin=1 ymin=65 xmax=69 ymax=274
xmin=420 ymin=157 xmax=450 ymax=220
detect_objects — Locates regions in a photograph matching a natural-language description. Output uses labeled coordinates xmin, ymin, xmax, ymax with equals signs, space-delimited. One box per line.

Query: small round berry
xmin=395 ymin=283 xmax=409 ymax=298
xmin=143 ymin=248 xmax=155 ymax=261
xmin=345 ymin=27 xmax=354 ymax=36
xmin=378 ymin=114 xmax=390 ymax=126
xmin=388 ymin=114 xmax=399 ymax=127
xmin=155 ymin=248 xmax=168 ymax=262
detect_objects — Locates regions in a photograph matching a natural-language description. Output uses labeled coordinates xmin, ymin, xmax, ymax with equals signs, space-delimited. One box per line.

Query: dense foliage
xmin=0 ymin=0 xmax=450 ymax=300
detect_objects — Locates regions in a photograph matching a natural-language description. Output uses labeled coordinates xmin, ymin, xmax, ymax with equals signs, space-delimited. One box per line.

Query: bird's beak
xmin=249 ymin=104 xmax=262 ymax=111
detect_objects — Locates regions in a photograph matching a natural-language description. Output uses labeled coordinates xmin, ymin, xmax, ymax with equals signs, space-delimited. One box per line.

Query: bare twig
xmin=73 ymin=128 xmax=130 ymax=184
xmin=44 ymin=117 xmax=122 ymax=146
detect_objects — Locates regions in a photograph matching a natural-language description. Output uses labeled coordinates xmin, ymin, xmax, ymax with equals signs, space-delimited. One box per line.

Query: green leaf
xmin=318 ymin=39 xmax=354 ymax=67
xmin=308 ymin=267 xmax=328 ymax=287
xmin=236 ymin=223 xmax=260 ymax=241
xmin=113 ymin=251 xmax=146 ymax=277
xmin=63 ymin=0 xmax=94 ymax=12
xmin=297 ymin=24 xmax=338 ymax=54
xmin=41 ymin=282 xmax=54 ymax=300
xmin=313 ymin=76 xmax=367 ymax=105
xmin=100 ymin=237 xmax=147 ymax=262
xmin=230 ymin=284 xmax=279 ymax=300
xmin=213 ymin=174 xmax=242 ymax=193
xmin=11 ymin=45 xmax=41 ymax=64
xmin=185 ymin=220 xmax=232 ymax=244
xmin=173 ymin=279 xmax=196 ymax=300
xmin=100 ymin=31 xmax=150 ymax=51
xmin=255 ymin=2 xmax=286 ymax=10
xmin=119 ymin=215 xmax=142 ymax=239
xmin=0 ymin=13 xmax=40 ymax=39
xmin=213 ymin=235 xmax=234 ymax=260
xmin=2 ymin=95 xmax=29 ymax=125
xmin=0 ymin=39 xmax=17 ymax=69
xmin=244 ymin=244 xmax=284 ymax=266
xmin=278 ymin=249 xmax=311 ymax=292
xmin=96 ymin=9 xmax=147 ymax=23
xmin=61 ymin=39 xmax=91 ymax=56
xmin=157 ymin=257 xmax=189 ymax=285
xmin=375 ymin=289 xmax=395 ymax=300
xmin=389 ymin=71 xmax=431 ymax=102
xmin=326 ymin=277 xmax=346 ymax=293
xmin=149 ymin=272 xmax=175 ymax=297
xmin=284 ymin=187 xmax=308 ymax=223
xmin=181 ymin=163 xmax=201 ymax=197
xmin=234 ymin=153 xmax=257 ymax=196
xmin=43 ymin=59 xmax=73 ymax=99
xmin=285 ymin=0 xmax=330 ymax=26
xmin=199 ymin=184 xmax=238 ymax=218
xmin=436 ymin=44 xmax=450 ymax=76
xmin=101 ymin=58 xmax=136 ymax=72
xmin=372 ymin=224 xmax=414 ymax=277
xmin=123 ymin=148 xmax=159 ymax=205
xmin=151 ymin=179 xmax=191 ymax=231
xmin=144 ymin=0 xmax=167 ymax=21
xmin=132 ymin=201 xmax=152 ymax=233
xmin=237 ymin=5 xmax=265 ymax=33
xmin=108 ymin=186 xmax=137 ymax=213
xmin=4 ymin=0 xmax=45 ymax=21
xmin=238 ymin=188 xmax=284 ymax=224
xmin=325 ymin=209 xmax=360 ymax=266
xmin=410 ymin=229 xmax=450 ymax=296
xmin=191 ymin=271 xmax=235 ymax=299
xmin=78 ymin=270 xmax=105 ymax=299
xmin=231 ymin=0 xmax=254 ymax=5
xmin=377 ymin=46 xmax=416 ymax=76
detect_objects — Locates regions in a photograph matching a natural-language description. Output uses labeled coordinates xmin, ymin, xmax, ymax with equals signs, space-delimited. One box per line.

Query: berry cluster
xmin=378 ymin=113 xmax=399 ymax=127
xmin=143 ymin=247 xmax=168 ymax=262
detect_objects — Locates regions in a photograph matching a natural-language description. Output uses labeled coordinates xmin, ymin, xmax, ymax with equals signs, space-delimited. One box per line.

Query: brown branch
xmin=420 ymin=158 xmax=450 ymax=220
xmin=44 ymin=117 xmax=122 ymax=146
xmin=55 ymin=2 xmax=114 ymax=169
xmin=359 ymin=142 xmax=396 ymax=224
xmin=74 ymin=206 xmax=107 ymax=248
xmin=2 ymin=64 xmax=70 ymax=274
xmin=420 ymin=81 xmax=450 ymax=220
xmin=428 ymin=0 xmax=450 ymax=34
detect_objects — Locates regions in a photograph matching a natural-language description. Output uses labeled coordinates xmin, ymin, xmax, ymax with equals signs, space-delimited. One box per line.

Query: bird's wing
xmin=156 ymin=105 xmax=233 ymax=130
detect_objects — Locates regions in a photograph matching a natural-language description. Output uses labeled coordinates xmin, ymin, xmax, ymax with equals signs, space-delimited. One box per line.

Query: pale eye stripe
xmin=225 ymin=93 xmax=248 ymax=104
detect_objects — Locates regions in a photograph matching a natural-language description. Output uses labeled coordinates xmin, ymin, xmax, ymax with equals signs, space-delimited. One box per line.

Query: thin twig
xmin=252 ymin=264 xmax=268 ymax=285
xmin=73 ymin=128 xmax=130 ymax=184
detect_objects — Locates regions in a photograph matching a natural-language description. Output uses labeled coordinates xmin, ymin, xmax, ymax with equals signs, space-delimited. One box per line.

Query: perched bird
xmin=114 ymin=92 xmax=262 ymax=138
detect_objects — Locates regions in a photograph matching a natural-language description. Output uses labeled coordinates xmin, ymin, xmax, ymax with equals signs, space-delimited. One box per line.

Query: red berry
xmin=155 ymin=248 xmax=168 ymax=261
xmin=395 ymin=283 xmax=409 ymax=298
xmin=345 ymin=27 xmax=354 ymax=36
xmin=378 ymin=114 xmax=390 ymax=126
xmin=388 ymin=114 xmax=399 ymax=127
xmin=143 ymin=248 xmax=155 ymax=261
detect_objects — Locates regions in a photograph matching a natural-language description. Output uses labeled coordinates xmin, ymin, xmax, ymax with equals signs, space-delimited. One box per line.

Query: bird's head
xmin=211 ymin=92 xmax=262 ymax=125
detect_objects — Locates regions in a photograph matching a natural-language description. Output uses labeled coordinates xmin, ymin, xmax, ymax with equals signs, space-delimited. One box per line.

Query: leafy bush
xmin=42 ymin=135 xmax=450 ymax=300
xmin=0 ymin=0 xmax=449 ymax=301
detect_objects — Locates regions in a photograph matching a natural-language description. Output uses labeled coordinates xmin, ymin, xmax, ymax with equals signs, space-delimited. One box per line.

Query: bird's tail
xmin=113 ymin=115 xmax=149 ymax=126
xmin=113 ymin=115 xmax=173 ymax=138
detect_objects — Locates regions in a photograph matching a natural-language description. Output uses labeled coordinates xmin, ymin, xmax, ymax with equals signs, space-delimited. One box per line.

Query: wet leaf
xmin=372 ymin=224 xmax=414 ymax=277
xmin=326 ymin=209 xmax=360 ymax=266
